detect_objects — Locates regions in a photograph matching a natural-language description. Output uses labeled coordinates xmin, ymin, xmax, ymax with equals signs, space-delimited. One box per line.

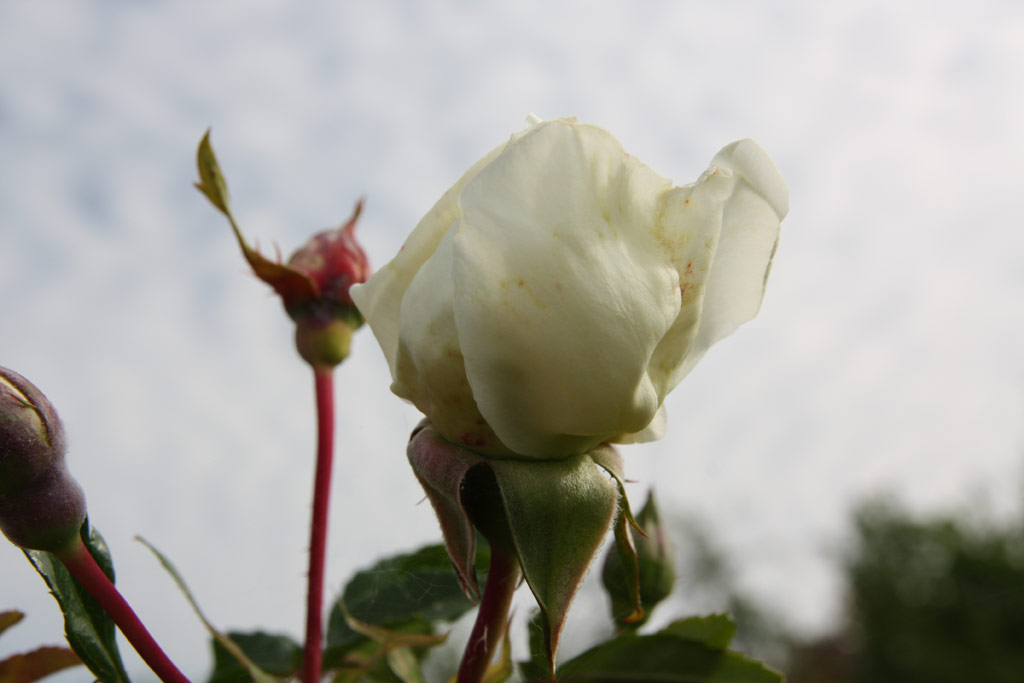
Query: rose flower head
xmin=352 ymin=115 xmax=788 ymax=460
xmin=195 ymin=130 xmax=370 ymax=368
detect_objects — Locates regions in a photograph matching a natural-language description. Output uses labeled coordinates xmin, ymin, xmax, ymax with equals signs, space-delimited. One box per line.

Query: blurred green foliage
xmin=786 ymin=500 xmax=1024 ymax=682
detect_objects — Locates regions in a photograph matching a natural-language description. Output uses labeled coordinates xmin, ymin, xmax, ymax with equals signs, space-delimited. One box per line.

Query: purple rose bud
xmin=0 ymin=367 xmax=86 ymax=552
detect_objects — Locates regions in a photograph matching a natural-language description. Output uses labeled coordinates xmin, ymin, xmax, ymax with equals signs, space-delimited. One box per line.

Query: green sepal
xmin=487 ymin=450 xmax=618 ymax=672
xmin=406 ymin=424 xmax=490 ymax=599
xmin=136 ymin=536 xmax=283 ymax=683
xmin=590 ymin=447 xmax=641 ymax=535
xmin=601 ymin=505 xmax=644 ymax=626
xmin=408 ymin=426 xmax=621 ymax=676
xmin=23 ymin=518 xmax=131 ymax=683
xmin=556 ymin=614 xmax=783 ymax=682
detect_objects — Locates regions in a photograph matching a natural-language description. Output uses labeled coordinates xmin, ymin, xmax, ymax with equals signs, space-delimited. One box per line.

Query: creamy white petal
xmin=641 ymin=167 xmax=735 ymax=398
xmin=612 ymin=405 xmax=667 ymax=445
xmin=451 ymin=119 xmax=680 ymax=458
xmin=356 ymin=117 xmax=786 ymax=460
xmin=667 ymin=139 xmax=788 ymax=389
xmin=392 ymin=228 xmax=508 ymax=455
xmin=351 ymin=139 xmax=511 ymax=375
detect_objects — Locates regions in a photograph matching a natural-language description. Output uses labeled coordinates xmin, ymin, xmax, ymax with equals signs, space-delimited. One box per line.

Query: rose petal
xmin=351 ymin=139 xmax=511 ymax=376
xmin=452 ymin=120 xmax=681 ymax=458
xmin=612 ymin=405 xmax=666 ymax=445
xmin=667 ymin=139 xmax=788 ymax=389
xmin=392 ymin=229 xmax=505 ymax=454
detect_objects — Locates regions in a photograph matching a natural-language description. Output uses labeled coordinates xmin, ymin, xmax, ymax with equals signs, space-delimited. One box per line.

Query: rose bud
xmin=364 ymin=116 xmax=787 ymax=673
xmin=194 ymin=131 xmax=371 ymax=368
xmin=352 ymin=115 xmax=788 ymax=460
xmin=286 ymin=204 xmax=371 ymax=368
xmin=602 ymin=489 xmax=677 ymax=626
xmin=0 ymin=367 xmax=86 ymax=552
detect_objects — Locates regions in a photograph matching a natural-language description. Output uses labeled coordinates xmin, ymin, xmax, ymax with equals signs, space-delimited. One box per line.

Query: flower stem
xmin=302 ymin=366 xmax=335 ymax=683
xmin=56 ymin=538 xmax=190 ymax=683
xmin=457 ymin=545 xmax=520 ymax=683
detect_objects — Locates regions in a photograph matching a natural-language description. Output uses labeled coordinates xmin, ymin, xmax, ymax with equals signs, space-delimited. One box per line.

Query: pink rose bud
xmin=194 ymin=131 xmax=371 ymax=368
xmin=286 ymin=204 xmax=371 ymax=368
xmin=287 ymin=202 xmax=370 ymax=313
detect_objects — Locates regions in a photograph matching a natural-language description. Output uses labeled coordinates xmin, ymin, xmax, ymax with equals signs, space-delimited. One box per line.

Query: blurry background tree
xmin=663 ymin=493 xmax=1024 ymax=683
xmin=786 ymin=498 xmax=1024 ymax=682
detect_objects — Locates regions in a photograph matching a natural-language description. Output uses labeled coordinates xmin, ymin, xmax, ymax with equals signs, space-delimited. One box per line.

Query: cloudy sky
xmin=2 ymin=1 xmax=1023 ymax=680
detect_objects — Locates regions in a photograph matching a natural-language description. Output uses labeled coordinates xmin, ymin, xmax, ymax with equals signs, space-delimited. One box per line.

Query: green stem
xmin=56 ymin=538 xmax=190 ymax=683
xmin=456 ymin=545 xmax=520 ymax=683
xmin=302 ymin=367 xmax=335 ymax=683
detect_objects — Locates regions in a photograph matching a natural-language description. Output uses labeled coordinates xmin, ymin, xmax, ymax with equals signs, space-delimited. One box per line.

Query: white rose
xmin=352 ymin=116 xmax=788 ymax=460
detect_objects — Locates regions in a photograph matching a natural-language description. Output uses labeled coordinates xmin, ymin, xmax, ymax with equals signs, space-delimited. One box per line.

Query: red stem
xmin=457 ymin=545 xmax=520 ymax=683
xmin=57 ymin=539 xmax=190 ymax=683
xmin=302 ymin=366 xmax=335 ymax=683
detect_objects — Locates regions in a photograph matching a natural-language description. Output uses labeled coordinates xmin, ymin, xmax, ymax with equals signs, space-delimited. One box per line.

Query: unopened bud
xmin=196 ymin=133 xmax=372 ymax=368
xmin=287 ymin=203 xmax=370 ymax=367
xmin=1 ymin=367 xmax=66 ymax=495
xmin=286 ymin=201 xmax=370 ymax=315
xmin=0 ymin=367 xmax=86 ymax=552
xmin=602 ymin=489 xmax=676 ymax=626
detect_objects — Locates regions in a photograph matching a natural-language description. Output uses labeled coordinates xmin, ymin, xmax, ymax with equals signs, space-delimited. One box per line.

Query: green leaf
xmin=517 ymin=610 xmax=552 ymax=683
xmin=323 ymin=543 xmax=485 ymax=666
xmin=23 ymin=519 xmax=131 ymax=683
xmin=194 ymin=129 xmax=232 ymax=216
xmin=0 ymin=611 xmax=24 ymax=638
xmin=339 ymin=607 xmax=448 ymax=650
xmin=328 ymin=627 xmax=433 ymax=683
xmin=135 ymin=537 xmax=282 ymax=683
xmin=208 ymin=632 xmax=301 ymax=683
xmin=0 ymin=645 xmax=82 ymax=683
xmin=488 ymin=449 xmax=619 ymax=672
xmin=556 ymin=632 xmax=783 ymax=682
xmin=384 ymin=647 xmax=423 ymax=683
xmin=193 ymin=129 xmax=318 ymax=308
xmin=662 ymin=615 xmax=736 ymax=651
